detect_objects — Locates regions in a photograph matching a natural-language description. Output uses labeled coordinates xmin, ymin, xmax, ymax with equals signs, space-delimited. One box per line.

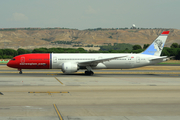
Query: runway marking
xmin=53 ymin=104 xmax=64 ymax=120
xmin=55 ymin=77 xmax=64 ymax=85
xmin=95 ymin=72 xmax=180 ymax=74
xmin=28 ymin=91 xmax=69 ymax=95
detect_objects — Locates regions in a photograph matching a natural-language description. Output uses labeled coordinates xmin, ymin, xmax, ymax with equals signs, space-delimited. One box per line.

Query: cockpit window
xmin=12 ymin=58 xmax=16 ymax=61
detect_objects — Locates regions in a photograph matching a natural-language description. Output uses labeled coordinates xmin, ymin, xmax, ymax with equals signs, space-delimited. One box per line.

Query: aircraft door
xmin=136 ymin=57 xmax=140 ymax=63
xmin=21 ymin=57 xmax=25 ymax=63
xmin=53 ymin=56 xmax=57 ymax=63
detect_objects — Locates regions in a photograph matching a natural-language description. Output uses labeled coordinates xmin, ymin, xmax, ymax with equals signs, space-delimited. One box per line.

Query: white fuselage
xmin=51 ymin=53 xmax=162 ymax=69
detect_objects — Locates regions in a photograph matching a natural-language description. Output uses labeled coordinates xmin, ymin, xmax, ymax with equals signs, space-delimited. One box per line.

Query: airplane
xmin=7 ymin=31 xmax=170 ymax=75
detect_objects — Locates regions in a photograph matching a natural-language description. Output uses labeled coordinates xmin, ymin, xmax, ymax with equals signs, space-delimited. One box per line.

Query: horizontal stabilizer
xmin=149 ymin=56 xmax=167 ymax=61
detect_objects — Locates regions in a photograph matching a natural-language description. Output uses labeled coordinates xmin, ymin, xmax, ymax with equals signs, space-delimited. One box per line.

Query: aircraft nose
xmin=7 ymin=61 xmax=12 ymax=67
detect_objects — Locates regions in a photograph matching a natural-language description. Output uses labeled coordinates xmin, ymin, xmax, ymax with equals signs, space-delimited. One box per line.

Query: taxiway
xmin=0 ymin=66 xmax=180 ymax=120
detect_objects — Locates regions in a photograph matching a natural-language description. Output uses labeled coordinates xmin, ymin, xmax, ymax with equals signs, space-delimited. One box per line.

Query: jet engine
xmin=61 ymin=62 xmax=79 ymax=74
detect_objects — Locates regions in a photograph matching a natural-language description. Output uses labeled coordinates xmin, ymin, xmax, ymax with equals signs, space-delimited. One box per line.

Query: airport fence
xmin=0 ymin=59 xmax=10 ymax=64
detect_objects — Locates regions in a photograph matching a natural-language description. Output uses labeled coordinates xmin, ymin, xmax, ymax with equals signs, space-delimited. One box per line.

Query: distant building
xmin=131 ymin=24 xmax=136 ymax=29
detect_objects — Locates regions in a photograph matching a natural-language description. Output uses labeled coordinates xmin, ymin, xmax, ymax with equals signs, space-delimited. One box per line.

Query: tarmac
xmin=0 ymin=65 xmax=180 ymax=120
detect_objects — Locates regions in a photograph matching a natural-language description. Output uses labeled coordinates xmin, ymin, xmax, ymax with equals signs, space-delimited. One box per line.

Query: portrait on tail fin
xmin=154 ymin=39 xmax=164 ymax=56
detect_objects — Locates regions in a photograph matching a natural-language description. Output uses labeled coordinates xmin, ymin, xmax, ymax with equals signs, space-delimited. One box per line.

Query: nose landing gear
xmin=18 ymin=69 xmax=22 ymax=74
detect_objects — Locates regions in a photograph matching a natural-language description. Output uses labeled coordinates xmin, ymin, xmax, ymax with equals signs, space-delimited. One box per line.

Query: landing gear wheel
xmin=90 ymin=71 xmax=94 ymax=75
xmin=18 ymin=69 xmax=22 ymax=74
xmin=19 ymin=70 xmax=22 ymax=74
xmin=85 ymin=71 xmax=94 ymax=75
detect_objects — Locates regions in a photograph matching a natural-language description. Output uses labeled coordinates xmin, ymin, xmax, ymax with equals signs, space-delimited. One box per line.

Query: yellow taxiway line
xmin=28 ymin=91 xmax=69 ymax=95
xmin=53 ymin=104 xmax=64 ymax=120
xmin=54 ymin=77 xmax=64 ymax=85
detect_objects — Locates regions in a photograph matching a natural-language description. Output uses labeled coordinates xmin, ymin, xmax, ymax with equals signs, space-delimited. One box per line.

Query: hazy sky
xmin=0 ymin=0 xmax=179 ymax=30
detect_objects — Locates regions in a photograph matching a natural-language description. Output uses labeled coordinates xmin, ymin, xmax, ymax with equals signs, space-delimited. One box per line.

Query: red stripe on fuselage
xmin=9 ymin=53 xmax=50 ymax=69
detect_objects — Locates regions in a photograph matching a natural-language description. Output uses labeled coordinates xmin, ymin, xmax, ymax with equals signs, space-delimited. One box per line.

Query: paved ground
xmin=0 ymin=66 xmax=180 ymax=120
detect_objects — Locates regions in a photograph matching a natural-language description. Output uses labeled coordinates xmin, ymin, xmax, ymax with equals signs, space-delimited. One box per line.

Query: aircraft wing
xmin=78 ymin=55 xmax=127 ymax=66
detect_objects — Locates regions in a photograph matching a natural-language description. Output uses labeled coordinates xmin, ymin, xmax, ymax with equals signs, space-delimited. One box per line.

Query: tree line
xmin=0 ymin=43 xmax=180 ymax=60
xmin=51 ymin=41 xmax=81 ymax=45
xmin=85 ymin=27 xmax=171 ymax=31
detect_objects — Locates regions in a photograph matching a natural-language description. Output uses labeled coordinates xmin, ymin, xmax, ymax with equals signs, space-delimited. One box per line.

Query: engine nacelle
xmin=61 ymin=62 xmax=79 ymax=74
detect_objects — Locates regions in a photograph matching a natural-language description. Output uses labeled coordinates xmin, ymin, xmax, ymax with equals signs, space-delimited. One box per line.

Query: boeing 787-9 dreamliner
xmin=7 ymin=31 xmax=170 ymax=75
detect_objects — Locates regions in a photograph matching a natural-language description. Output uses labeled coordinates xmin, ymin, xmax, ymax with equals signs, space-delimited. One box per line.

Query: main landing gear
xmin=85 ymin=71 xmax=94 ymax=75
xmin=18 ymin=69 xmax=22 ymax=74
xmin=85 ymin=66 xmax=94 ymax=75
